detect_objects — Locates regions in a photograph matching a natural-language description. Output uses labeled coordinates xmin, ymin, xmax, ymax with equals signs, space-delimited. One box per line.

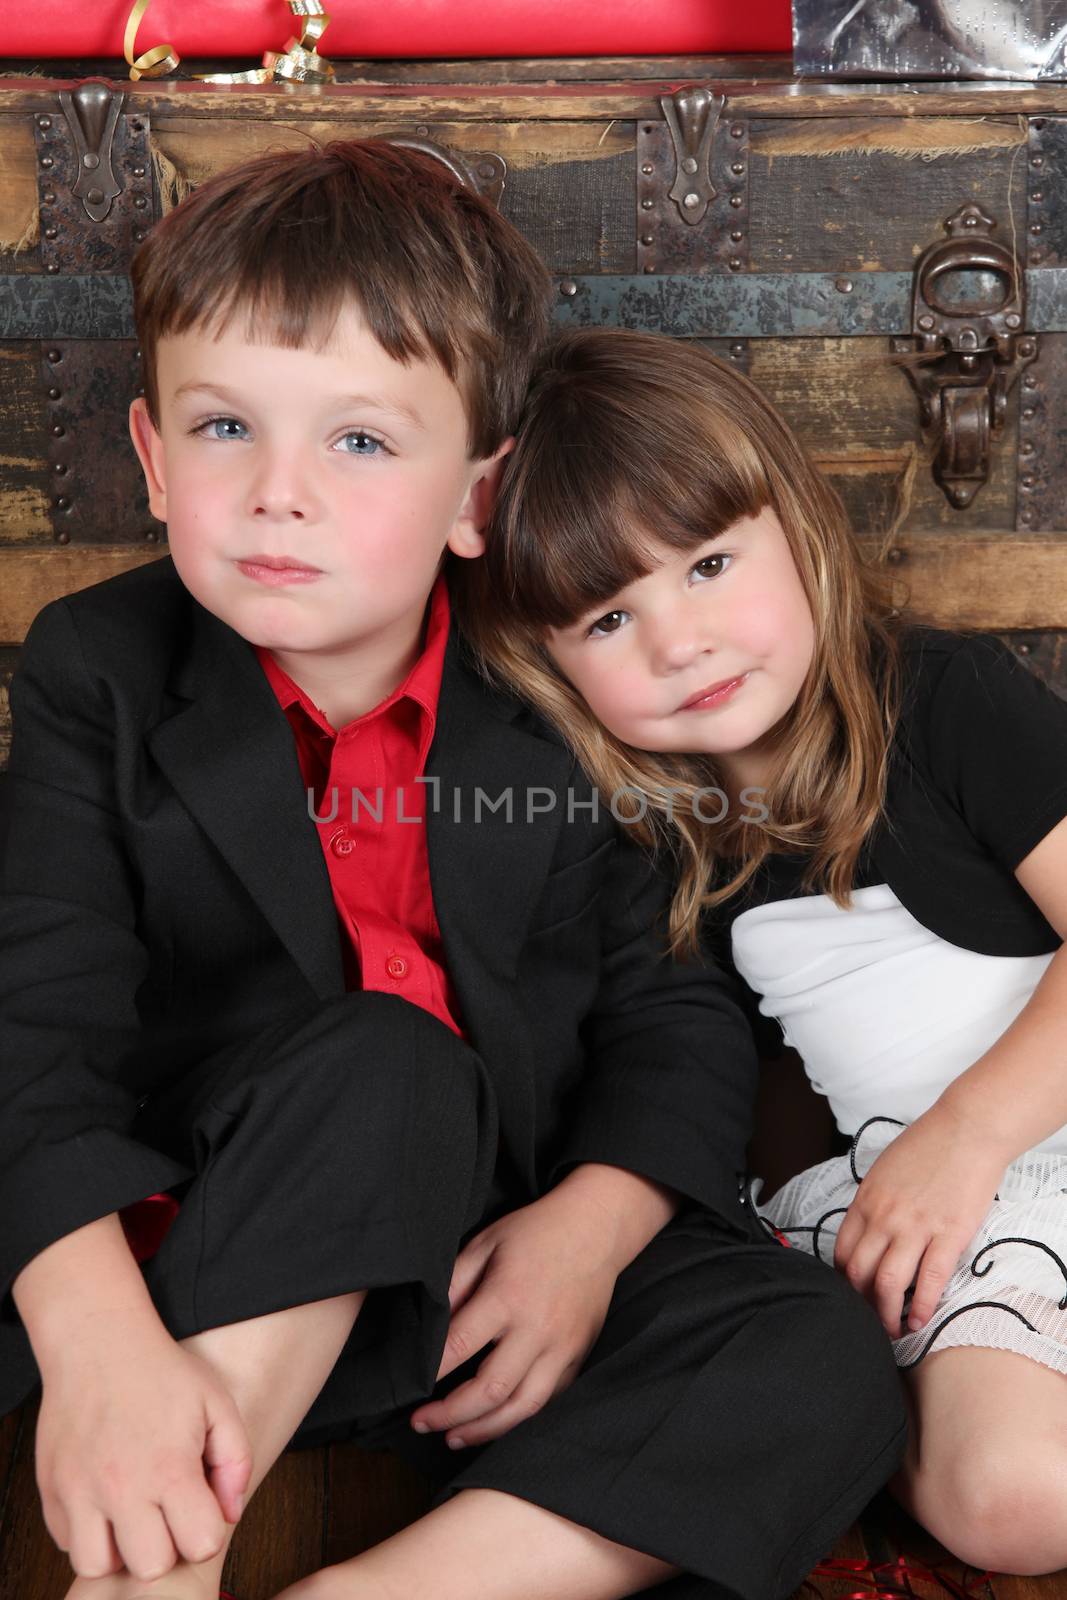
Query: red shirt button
xmin=386 ymin=955 xmax=408 ymax=980
xmin=330 ymin=828 xmax=355 ymax=858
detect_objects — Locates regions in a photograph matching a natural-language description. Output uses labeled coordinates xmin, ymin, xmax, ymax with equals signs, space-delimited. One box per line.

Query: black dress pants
xmin=15 ymin=992 xmax=909 ymax=1599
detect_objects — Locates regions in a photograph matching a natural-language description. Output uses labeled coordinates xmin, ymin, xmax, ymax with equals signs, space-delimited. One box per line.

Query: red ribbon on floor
xmin=801 ymin=1554 xmax=990 ymax=1600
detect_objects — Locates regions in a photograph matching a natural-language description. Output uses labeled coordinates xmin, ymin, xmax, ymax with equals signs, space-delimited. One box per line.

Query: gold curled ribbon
xmin=124 ymin=0 xmax=334 ymax=86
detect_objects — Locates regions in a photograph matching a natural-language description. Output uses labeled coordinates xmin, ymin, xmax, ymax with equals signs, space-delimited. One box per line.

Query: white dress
xmin=737 ymin=883 xmax=1067 ymax=1371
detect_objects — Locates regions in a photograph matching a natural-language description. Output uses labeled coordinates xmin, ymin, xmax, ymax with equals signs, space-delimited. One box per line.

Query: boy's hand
xmin=832 ymin=1106 xmax=1008 ymax=1340
xmin=35 ymin=1323 xmax=252 ymax=1582
xmin=408 ymin=1185 xmax=623 ymax=1449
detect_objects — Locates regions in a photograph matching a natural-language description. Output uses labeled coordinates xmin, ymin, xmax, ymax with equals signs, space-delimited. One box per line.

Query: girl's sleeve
xmin=924 ymin=633 xmax=1067 ymax=872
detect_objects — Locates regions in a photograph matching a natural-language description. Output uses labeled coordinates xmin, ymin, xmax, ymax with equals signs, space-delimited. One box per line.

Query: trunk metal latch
xmin=893 ymin=203 xmax=1037 ymax=509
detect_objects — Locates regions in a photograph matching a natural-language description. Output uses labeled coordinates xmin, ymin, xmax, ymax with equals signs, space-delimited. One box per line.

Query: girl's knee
xmin=906 ymin=1446 xmax=1067 ymax=1575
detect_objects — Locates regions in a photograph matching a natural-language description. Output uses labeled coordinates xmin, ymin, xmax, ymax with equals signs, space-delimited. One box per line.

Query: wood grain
xmin=0 ymin=346 xmax=52 ymax=542
xmin=220 ymin=1446 xmax=326 ymax=1600
xmin=324 ymin=1439 xmax=435 ymax=1566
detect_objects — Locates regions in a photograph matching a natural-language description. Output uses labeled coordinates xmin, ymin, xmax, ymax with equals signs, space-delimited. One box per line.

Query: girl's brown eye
xmin=589 ymin=610 xmax=627 ymax=637
xmin=693 ymin=554 xmax=731 ymax=581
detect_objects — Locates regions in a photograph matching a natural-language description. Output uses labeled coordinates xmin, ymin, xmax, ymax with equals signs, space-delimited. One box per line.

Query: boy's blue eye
xmin=198 ymin=416 xmax=248 ymax=442
xmin=336 ymin=431 xmax=385 ymax=456
xmin=691 ymin=553 xmax=731 ymax=581
xmin=587 ymin=610 xmax=630 ymax=638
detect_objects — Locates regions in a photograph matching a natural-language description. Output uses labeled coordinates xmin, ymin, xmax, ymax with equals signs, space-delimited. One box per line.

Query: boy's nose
xmin=248 ymin=454 xmax=319 ymax=521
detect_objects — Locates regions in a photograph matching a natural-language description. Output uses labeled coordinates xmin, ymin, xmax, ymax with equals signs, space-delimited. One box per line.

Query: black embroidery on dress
xmin=897 ymin=1302 xmax=1039 ymax=1370
xmin=971 ymin=1237 xmax=1067 ymax=1308
xmin=849 ymin=1116 xmax=907 ymax=1184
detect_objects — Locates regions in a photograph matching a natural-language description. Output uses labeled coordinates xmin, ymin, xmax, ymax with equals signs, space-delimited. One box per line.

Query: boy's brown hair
xmin=132 ymin=139 xmax=552 ymax=457
xmin=455 ymin=328 xmax=907 ymax=955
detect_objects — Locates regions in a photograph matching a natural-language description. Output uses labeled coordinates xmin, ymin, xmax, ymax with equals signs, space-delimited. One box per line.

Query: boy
xmin=0 ymin=141 xmax=905 ymax=1600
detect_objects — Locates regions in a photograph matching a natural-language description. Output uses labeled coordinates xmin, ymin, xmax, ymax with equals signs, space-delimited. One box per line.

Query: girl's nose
xmin=648 ymin=615 xmax=712 ymax=675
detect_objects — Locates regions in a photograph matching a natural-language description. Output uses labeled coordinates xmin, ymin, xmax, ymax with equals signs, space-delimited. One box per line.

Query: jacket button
xmin=386 ymin=955 xmax=408 ymax=980
xmin=329 ymin=828 xmax=355 ymax=858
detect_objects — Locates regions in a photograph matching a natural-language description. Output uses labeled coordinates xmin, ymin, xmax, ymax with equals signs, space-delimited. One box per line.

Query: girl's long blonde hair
xmin=452 ymin=329 xmax=907 ymax=955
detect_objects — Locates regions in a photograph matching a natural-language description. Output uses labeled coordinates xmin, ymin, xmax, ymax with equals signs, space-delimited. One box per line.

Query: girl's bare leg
xmin=892 ymin=1344 xmax=1067 ymax=1575
xmin=275 ymin=1487 xmax=680 ymax=1600
xmin=63 ymin=1289 xmax=367 ymax=1600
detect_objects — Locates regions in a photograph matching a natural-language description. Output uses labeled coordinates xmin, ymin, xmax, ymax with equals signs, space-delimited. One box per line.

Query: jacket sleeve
xmin=544 ymin=824 xmax=758 ymax=1222
xmin=0 ymin=599 xmax=190 ymax=1310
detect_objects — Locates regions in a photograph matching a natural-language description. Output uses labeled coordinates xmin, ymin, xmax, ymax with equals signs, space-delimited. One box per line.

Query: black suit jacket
xmin=0 ymin=556 xmax=757 ymax=1322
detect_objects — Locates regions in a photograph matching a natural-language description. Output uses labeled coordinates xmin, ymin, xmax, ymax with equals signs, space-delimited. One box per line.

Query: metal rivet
xmin=416 ymin=124 xmax=428 ymax=135
xmin=730 ymin=342 xmax=745 ymax=356
xmin=641 ymin=198 xmax=654 ymax=211
xmin=643 ymin=263 xmax=656 ymax=273
xmin=1031 ymin=189 xmax=1044 ymax=202
xmin=1032 ymin=154 xmax=1045 ymax=167
xmin=559 ymin=280 xmax=577 ymax=297
xmin=133 ymin=194 xmax=148 ymax=209
xmin=1032 ymin=248 xmax=1046 ymax=262
xmin=55 ymin=495 xmax=71 ymax=510
xmin=730 ymin=123 xmax=744 ymax=137
xmin=132 ymin=163 xmax=146 ymax=177
xmin=1023 ymin=407 xmax=1036 ymax=420
xmin=478 ymin=161 xmax=497 ymax=180
xmin=1021 ymin=508 xmax=1035 ymax=524
xmin=644 ymin=124 xmax=655 ymax=133
xmin=731 ymin=161 xmax=745 ymax=175
xmin=46 ymin=263 xmax=60 ymax=274
xmin=43 ymin=189 xmax=55 ymax=204
xmin=145 ymin=528 xmax=159 ymax=543
xmin=1017 ymin=641 xmax=1032 ymax=654
xmin=1021 ymin=441 xmax=1035 ymax=456
xmin=682 ymin=156 xmax=697 ymax=174
xmin=729 ymin=194 xmax=743 ymax=208
xmin=1031 ymin=222 xmax=1044 ymax=235
xmin=730 ymin=229 xmax=744 ymax=242
xmin=1020 ymin=339 xmax=1036 ymax=357
xmin=47 ymin=348 xmax=62 ymax=363
xmin=40 ymin=155 xmax=53 ymax=169
xmin=37 ymin=115 xmax=52 ymax=129
xmin=134 ymin=349 xmax=141 ymax=361
xmin=1005 ymin=312 xmax=1022 ymax=328
xmin=130 ymin=120 xmax=144 ymax=133
xmin=964 ymin=214 xmax=978 ymax=226
xmin=1024 ymin=374 xmax=1038 ymax=388
xmin=51 ymin=424 xmax=65 ymax=437
xmin=728 ymin=257 xmax=742 ymax=271
xmin=835 ymin=277 xmax=853 ymax=293
xmin=47 ymin=387 xmax=60 ymax=400
xmin=918 ymin=314 xmax=935 ymax=330
xmin=44 ymin=226 xmax=57 ymax=240
xmin=54 ymin=462 xmax=68 ymax=475
xmin=1021 ymin=475 xmax=1035 ymax=489
xmin=87 ymin=187 xmax=104 ymax=205
xmin=55 ymin=530 xmax=70 ymax=545
xmin=887 ymin=547 xmax=905 ymax=564
xmin=641 ymin=162 xmax=654 ymax=175
xmin=82 ymin=152 xmax=99 ymax=170
xmin=682 ymin=192 xmax=700 ymax=209
xmin=640 ymin=232 xmax=654 ymax=246
xmin=134 ymin=227 xmax=147 ymax=242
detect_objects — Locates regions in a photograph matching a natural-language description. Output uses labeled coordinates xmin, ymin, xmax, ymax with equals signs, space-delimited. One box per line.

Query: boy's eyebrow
xmin=171 ymin=382 xmax=428 ymax=431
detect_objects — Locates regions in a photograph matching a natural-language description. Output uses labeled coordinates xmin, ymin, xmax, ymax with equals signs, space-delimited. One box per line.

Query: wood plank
xmin=324 ymin=1440 xmax=435 ymax=1566
xmin=3 ymin=533 xmax=1067 ymax=647
xmin=153 ymin=119 xmax=637 ymax=274
xmin=0 ymin=647 xmax=17 ymax=769
xmin=221 ymin=1445 xmax=326 ymax=1599
xmin=0 ymin=346 xmax=52 ymax=542
xmin=8 ymin=76 xmax=1067 ymax=122
xmin=0 ymin=1402 xmax=76 ymax=1600
xmin=0 ymin=115 xmax=36 ymax=264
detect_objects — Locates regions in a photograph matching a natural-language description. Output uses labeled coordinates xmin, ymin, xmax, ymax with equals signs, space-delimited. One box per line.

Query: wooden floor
xmin=3 ymin=1400 xmax=1067 ymax=1600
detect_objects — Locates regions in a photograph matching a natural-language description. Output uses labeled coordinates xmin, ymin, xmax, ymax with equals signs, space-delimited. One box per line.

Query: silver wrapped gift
xmin=793 ymin=1 xmax=1067 ymax=79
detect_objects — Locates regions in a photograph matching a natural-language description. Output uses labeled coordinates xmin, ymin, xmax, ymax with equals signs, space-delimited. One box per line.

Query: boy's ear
xmin=448 ymin=436 xmax=515 ymax=561
xmin=128 ymin=397 xmax=169 ymax=522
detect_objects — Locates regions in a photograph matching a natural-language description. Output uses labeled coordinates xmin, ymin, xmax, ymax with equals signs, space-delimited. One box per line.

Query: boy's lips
xmin=678 ymin=672 xmax=749 ymax=711
xmin=236 ymin=555 xmax=323 ymax=584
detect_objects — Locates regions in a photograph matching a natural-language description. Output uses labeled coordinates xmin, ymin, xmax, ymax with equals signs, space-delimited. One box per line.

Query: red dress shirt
xmin=253 ymin=575 xmax=462 ymax=1037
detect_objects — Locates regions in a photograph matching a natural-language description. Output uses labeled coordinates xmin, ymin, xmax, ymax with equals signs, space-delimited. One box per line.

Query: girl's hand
xmin=833 ymin=1106 xmax=1009 ymax=1340
xmin=408 ymin=1187 xmax=622 ymax=1448
xmin=34 ymin=1322 xmax=252 ymax=1582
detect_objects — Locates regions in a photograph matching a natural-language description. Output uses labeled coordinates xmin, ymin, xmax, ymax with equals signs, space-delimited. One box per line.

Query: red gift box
xmin=4 ymin=1 xmax=793 ymax=63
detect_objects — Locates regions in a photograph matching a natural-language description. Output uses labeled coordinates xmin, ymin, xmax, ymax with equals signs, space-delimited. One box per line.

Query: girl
xmin=455 ymin=327 xmax=1067 ymax=1578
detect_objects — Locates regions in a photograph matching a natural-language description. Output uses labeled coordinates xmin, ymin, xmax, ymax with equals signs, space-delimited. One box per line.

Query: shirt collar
xmin=254 ymin=573 xmax=451 ymax=741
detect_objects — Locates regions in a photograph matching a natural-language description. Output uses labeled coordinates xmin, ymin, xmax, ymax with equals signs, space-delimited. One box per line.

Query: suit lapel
xmin=147 ymin=598 xmax=345 ymax=1001
xmin=427 ymin=642 xmax=573 ymax=1190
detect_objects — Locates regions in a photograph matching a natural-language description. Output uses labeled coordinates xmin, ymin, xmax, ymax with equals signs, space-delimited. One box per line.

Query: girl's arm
xmin=934 ymin=813 xmax=1067 ymax=1155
